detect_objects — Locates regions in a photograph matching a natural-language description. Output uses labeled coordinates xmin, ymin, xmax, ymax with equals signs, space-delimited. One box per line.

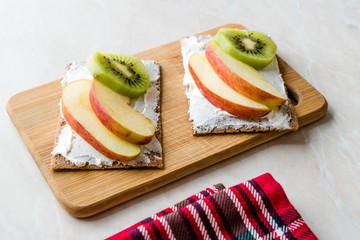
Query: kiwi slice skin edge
xmin=86 ymin=52 xmax=150 ymax=98
xmin=214 ymin=28 xmax=277 ymax=70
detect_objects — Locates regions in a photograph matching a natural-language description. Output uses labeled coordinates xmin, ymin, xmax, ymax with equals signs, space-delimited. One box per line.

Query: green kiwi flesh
xmin=214 ymin=28 xmax=277 ymax=70
xmin=86 ymin=52 xmax=150 ymax=98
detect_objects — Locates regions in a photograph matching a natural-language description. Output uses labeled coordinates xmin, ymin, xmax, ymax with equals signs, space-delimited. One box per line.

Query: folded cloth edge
xmin=253 ymin=173 xmax=317 ymax=240
xmin=106 ymin=183 xmax=226 ymax=240
xmin=107 ymin=173 xmax=317 ymax=240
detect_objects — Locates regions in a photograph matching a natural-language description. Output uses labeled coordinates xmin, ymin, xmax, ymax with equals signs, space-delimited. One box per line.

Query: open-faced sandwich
xmin=51 ymin=52 xmax=163 ymax=170
xmin=181 ymin=28 xmax=298 ymax=135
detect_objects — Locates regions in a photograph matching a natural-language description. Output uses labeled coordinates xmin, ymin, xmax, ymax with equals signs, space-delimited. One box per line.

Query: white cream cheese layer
xmin=51 ymin=60 xmax=161 ymax=167
xmin=181 ymin=35 xmax=293 ymax=134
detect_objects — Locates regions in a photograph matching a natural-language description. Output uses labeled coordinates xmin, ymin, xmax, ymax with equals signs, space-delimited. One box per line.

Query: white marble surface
xmin=1 ymin=0 xmax=359 ymax=239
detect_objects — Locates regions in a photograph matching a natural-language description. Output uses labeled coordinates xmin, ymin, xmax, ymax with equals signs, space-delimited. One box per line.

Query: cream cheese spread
xmin=181 ymin=35 xmax=293 ymax=134
xmin=51 ymin=60 xmax=162 ymax=167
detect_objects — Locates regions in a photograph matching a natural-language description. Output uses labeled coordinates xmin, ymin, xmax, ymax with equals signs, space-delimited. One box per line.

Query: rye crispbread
xmin=191 ymin=82 xmax=298 ymax=135
xmin=181 ymin=35 xmax=299 ymax=135
xmin=191 ymin=100 xmax=298 ymax=135
xmin=51 ymin=62 xmax=163 ymax=170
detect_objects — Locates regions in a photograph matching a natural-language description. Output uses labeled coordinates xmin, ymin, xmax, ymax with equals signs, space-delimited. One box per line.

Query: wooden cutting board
xmin=6 ymin=24 xmax=327 ymax=218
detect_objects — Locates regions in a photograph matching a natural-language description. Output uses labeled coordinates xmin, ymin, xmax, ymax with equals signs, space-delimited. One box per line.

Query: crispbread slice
xmin=193 ymin=99 xmax=298 ymax=135
xmin=181 ymin=35 xmax=298 ymax=135
xmin=51 ymin=118 xmax=163 ymax=170
xmin=51 ymin=63 xmax=163 ymax=170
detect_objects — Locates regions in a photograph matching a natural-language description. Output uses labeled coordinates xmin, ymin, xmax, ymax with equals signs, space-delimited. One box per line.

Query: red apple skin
xmin=61 ymin=99 xmax=137 ymax=162
xmin=205 ymin=43 xmax=286 ymax=109
xmin=188 ymin=63 xmax=270 ymax=119
xmin=89 ymin=82 xmax=153 ymax=145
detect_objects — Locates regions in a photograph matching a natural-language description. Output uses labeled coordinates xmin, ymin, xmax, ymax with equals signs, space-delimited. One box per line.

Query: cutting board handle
xmin=278 ymin=57 xmax=328 ymax=127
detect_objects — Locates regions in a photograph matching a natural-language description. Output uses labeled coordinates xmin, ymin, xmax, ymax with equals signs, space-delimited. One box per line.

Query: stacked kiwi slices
xmin=87 ymin=52 xmax=150 ymax=98
xmin=214 ymin=28 xmax=277 ymax=70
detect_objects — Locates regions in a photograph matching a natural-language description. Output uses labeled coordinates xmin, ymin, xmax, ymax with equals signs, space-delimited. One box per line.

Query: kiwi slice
xmin=86 ymin=52 xmax=150 ymax=98
xmin=214 ymin=28 xmax=277 ymax=70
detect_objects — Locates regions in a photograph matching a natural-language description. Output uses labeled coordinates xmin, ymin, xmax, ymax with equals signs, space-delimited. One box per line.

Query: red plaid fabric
xmin=107 ymin=173 xmax=317 ymax=240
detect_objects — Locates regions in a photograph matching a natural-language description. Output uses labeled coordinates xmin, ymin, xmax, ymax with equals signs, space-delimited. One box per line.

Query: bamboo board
xmin=6 ymin=24 xmax=327 ymax=218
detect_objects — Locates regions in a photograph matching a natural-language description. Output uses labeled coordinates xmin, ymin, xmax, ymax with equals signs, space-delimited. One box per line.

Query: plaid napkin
xmin=107 ymin=173 xmax=317 ymax=240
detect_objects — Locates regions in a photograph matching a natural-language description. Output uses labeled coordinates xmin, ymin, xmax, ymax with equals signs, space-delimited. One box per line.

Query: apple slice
xmin=89 ymin=79 xmax=155 ymax=145
xmin=205 ymin=40 xmax=286 ymax=109
xmin=188 ymin=53 xmax=271 ymax=119
xmin=61 ymin=79 xmax=140 ymax=161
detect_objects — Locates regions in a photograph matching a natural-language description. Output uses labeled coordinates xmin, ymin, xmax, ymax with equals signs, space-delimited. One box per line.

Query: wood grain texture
xmin=6 ymin=24 xmax=327 ymax=218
